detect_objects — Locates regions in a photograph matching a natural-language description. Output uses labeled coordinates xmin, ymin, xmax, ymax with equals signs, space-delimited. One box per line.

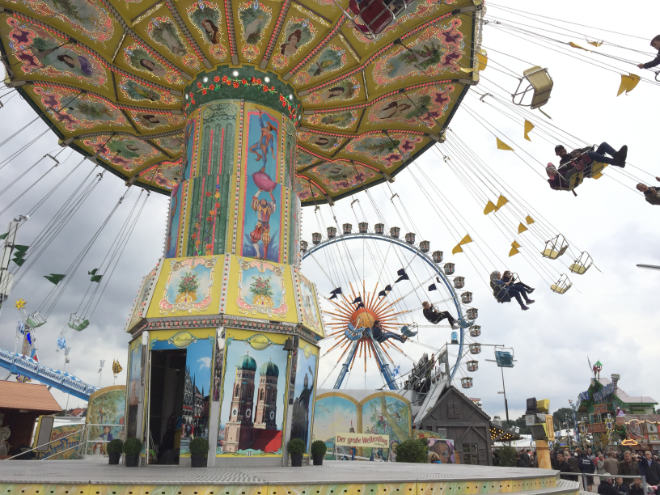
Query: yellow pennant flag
xmin=483 ymin=200 xmax=496 ymax=215
xmin=617 ymin=73 xmax=641 ymax=96
xmin=518 ymin=223 xmax=528 ymax=234
xmin=588 ymin=40 xmax=604 ymax=47
xmin=459 ymin=234 xmax=473 ymax=245
xmin=452 ymin=244 xmax=464 ymax=255
xmin=509 ymin=241 xmax=520 ymax=257
xmin=496 ymin=138 xmax=513 ymax=151
xmin=569 ymin=41 xmax=587 ymax=51
xmin=524 ymin=120 xmax=535 ymax=141
xmin=495 ymin=194 xmax=509 ymax=210
xmin=525 ymin=215 xmax=535 ymax=225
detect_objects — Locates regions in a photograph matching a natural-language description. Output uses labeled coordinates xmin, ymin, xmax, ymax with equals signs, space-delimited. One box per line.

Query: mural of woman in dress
xmin=30 ymin=36 xmax=94 ymax=78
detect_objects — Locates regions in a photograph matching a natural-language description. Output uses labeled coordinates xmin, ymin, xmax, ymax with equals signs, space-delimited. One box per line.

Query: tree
xmin=553 ymin=407 xmax=575 ymax=430
xmin=503 ymin=415 xmax=531 ymax=435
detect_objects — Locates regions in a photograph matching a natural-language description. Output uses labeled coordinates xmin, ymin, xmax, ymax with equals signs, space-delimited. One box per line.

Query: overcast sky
xmin=0 ymin=0 xmax=658 ymax=420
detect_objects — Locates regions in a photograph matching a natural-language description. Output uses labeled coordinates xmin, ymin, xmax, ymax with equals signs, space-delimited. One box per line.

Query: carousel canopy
xmin=0 ymin=0 xmax=482 ymax=204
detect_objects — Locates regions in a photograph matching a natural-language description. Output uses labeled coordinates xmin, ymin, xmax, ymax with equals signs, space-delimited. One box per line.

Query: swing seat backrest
xmin=523 ymin=66 xmax=553 ymax=109
xmin=513 ymin=66 xmax=553 ymax=108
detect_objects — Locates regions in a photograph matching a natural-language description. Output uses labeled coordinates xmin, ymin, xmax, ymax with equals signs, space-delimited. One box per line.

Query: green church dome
xmin=260 ymin=360 xmax=279 ymax=377
xmin=239 ymin=354 xmax=257 ymax=371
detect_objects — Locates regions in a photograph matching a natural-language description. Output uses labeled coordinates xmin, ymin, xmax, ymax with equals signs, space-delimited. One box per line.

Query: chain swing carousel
xmin=0 ymin=0 xmax=483 ymax=465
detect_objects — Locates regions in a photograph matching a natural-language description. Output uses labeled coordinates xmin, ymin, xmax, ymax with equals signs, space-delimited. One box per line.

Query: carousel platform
xmin=0 ymin=458 xmax=579 ymax=495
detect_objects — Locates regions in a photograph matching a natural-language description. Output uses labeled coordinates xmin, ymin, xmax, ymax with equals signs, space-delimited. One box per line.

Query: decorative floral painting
xmin=236 ymin=259 xmax=287 ymax=317
xmin=159 ymin=257 xmax=216 ymax=313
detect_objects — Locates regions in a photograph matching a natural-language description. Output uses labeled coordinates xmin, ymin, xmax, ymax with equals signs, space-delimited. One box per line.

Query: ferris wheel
xmin=300 ymin=220 xmax=482 ymax=392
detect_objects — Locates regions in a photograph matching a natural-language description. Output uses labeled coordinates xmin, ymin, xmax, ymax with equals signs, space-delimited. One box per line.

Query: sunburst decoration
xmin=323 ymin=281 xmax=408 ymax=374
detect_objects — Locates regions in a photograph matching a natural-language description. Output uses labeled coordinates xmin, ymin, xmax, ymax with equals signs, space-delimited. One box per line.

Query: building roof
xmin=596 ymin=378 xmax=657 ymax=405
xmin=0 ymin=381 xmax=62 ymax=412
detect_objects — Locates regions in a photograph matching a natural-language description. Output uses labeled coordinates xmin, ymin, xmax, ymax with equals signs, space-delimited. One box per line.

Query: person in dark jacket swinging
xmin=422 ymin=301 xmax=459 ymax=329
xmin=637 ymin=34 xmax=660 ymax=69
xmin=636 ymin=177 xmax=660 ymax=205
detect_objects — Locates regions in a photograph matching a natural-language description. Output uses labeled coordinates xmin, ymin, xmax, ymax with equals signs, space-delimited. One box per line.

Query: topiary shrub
xmin=107 ymin=439 xmax=123 ymax=455
xmin=123 ymin=437 xmax=142 ymax=456
xmin=189 ymin=437 xmax=209 ymax=456
xmin=493 ymin=446 xmax=518 ymax=466
xmin=395 ymin=439 xmax=428 ymax=463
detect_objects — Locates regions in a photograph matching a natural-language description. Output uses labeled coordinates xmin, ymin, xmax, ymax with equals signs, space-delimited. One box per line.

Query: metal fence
xmin=567 ymin=472 xmax=651 ymax=494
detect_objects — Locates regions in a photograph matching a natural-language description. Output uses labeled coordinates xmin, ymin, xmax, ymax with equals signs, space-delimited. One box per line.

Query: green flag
xmin=12 ymin=257 xmax=25 ymax=266
xmin=44 ymin=273 xmax=66 ymax=285
xmin=0 ymin=232 xmax=7 ymax=240
xmin=88 ymin=268 xmax=98 ymax=276
xmin=90 ymin=274 xmax=103 ymax=283
xmin=13 ymin=245 xmax=28 ymax=253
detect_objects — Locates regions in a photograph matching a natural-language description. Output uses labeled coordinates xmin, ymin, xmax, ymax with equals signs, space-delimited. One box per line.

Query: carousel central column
xmin=125 ymin=67 xmax=324 ymax=467
xmin=166 ymin=66 xmax=301 ymax=263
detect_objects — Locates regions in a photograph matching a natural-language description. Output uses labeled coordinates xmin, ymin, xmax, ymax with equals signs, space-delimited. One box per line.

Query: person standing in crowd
xmin=619 ymin=451 xmax=640 ymax=489
xmin=557 ymin=452 xmax=578 ymax=481
xmin=604 ymin=451 xmax=619 ymax=476
xmin=579 ymin=448 xmax=597 ymax=491
xmin=638 ymin=450 xmax=660 ymax=486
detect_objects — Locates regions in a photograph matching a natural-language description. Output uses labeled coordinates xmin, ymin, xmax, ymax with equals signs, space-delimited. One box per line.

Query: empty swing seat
xmin=542 ymin=234 xmax=569 ymax=259
xmin=550 ymin=274 xmax=572 ymax=294
xmin=569 ymin=251 xmax=593 ymax=274
xmin=513 ymin=66 xmax=553 ymax=109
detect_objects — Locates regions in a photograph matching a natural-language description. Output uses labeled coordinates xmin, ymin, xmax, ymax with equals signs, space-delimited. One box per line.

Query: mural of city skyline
xmin=218 ymin=336 xmax=288 ymax=456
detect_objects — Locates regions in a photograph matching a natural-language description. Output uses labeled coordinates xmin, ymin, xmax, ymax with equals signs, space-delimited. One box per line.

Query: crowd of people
xmin=548 ymin=447 xmax=660 ymax=494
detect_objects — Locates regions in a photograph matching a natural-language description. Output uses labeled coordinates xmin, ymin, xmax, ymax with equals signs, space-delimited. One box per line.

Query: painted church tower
xmin=254 ymin=360 xmax=279 ymax=430
xmin=224 ymin=354 xmax=257 ymax=453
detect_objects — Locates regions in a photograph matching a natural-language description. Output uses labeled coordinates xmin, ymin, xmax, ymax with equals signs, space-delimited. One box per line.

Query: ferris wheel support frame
xmin=302 ymin=232 xmax=471 ymax=382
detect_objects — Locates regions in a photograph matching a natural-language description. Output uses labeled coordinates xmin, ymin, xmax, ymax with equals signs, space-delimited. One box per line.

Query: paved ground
xmin=0 ymin=458 xmax=558 ymax=485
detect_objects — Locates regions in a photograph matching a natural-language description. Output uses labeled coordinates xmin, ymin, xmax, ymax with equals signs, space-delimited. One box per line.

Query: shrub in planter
xmin=107 ymin=439 xmax=123 ymax=465
xmin=189 ymin=437 xmax=209 ymax=468
xmin=123 ymin=437 xmax=142 ymax=467
xmin=287 ymin=438 xmax=306 ymax=467
xmin=311 ymin=440 xmax=327 ymax=466
xmin=395 ymin=439 xmax=428 ymax=463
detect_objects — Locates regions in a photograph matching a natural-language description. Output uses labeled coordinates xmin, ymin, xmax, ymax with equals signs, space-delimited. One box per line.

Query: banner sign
xmin=335 ymin=433 xmax=389 ymax=448
xmin=495 ymin=350 xmax=514 ymax=368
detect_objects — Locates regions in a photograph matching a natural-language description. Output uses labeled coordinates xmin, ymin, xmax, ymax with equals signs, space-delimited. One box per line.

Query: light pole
xmin=485 ymin=344 xmax=514 ymax=426
xmin=569 ymin=399 xmax=580 ymax=445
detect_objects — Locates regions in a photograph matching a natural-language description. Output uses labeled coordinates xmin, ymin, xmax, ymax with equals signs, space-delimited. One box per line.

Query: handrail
xmin=4 ymin=426 xmax=86 ymax=460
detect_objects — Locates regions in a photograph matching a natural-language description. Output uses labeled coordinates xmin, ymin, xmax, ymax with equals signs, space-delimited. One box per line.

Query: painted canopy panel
xmin=0 ymin=0 xmax=482 ymax=204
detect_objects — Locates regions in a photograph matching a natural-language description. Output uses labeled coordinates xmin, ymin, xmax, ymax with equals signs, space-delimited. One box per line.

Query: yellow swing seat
xmin=542 ymin=234 xmax=569 ymax=259
xmin=569 ymin=251 xmax=593 ymax=275
xmin=550 ymin=274 xmax=572 ymax=294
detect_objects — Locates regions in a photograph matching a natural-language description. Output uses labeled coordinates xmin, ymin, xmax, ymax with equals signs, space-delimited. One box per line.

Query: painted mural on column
xmin=86 ymin=386 xmax=126 ymax=455
xmin=217 ymin=330 xmax=289 ymax=456
xmin=241 ymin=110 xmax=282 ymax=262
xmin=361 ymin=393 xmax=411 ymax=462
xmin=127 ymin=339 xmax=142 ymax=407
xmin=289 ymin=342 xmax=318 ymax=450
xmin=312 ymin=393 xmax=359 ymax=460
xmin=165 ymin=183 xmax=183 ymax=258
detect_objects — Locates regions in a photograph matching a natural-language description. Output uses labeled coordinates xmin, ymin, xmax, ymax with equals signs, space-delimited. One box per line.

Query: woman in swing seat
xmin=490 ymin=271 xmax=534 ymax=311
